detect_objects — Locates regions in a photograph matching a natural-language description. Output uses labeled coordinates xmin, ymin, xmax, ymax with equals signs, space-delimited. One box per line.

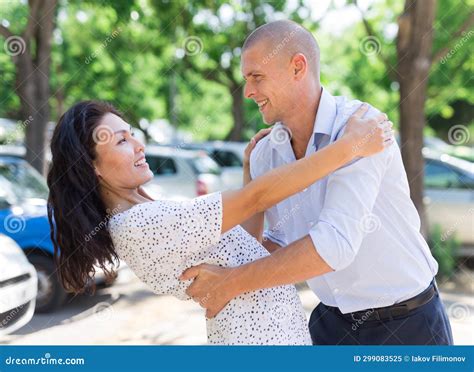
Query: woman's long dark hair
xmin=47 ymin=101 xmax=122 ymax=294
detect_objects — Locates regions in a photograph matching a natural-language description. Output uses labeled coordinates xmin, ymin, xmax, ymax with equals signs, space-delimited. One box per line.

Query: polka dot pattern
xmin=108 ymin=192 xmax=311 ymax=345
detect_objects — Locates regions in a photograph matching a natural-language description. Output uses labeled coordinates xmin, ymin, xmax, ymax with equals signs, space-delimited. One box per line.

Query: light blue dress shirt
xmin=250 ymin=88 xmax=438 ymax=314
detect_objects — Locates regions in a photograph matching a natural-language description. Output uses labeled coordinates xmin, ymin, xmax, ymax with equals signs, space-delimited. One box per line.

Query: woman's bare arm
xmin=220 ymin=105 xmax=392 ymax=234
xmin=239 ymin=130 xmax=269 ymax=242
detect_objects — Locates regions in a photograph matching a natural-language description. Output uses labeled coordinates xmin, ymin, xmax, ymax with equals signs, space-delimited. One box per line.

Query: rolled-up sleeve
xmin=250 ymin=140 xmax=288 ymax=248
xmin=309 ymin=146 xmax=393 ymax=271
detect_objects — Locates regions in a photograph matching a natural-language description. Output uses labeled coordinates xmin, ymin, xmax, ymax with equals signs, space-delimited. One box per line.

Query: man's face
xmin=241 ymin=44 xmax=295 ymax=125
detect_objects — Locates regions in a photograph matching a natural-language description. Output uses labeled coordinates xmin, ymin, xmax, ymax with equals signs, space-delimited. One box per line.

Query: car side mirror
xmin=0 ymin=198 xmax=12 ymax=210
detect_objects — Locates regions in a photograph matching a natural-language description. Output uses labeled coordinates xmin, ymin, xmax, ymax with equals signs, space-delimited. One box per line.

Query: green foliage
xmin=0 ymin=0 xmax=472 ymax=142
xmin=429 ymin=224 xmax=460 ymax=279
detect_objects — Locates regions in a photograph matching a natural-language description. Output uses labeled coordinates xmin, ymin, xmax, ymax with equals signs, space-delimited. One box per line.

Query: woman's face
xmin=92 ymin=113 xmax=153 ymax=190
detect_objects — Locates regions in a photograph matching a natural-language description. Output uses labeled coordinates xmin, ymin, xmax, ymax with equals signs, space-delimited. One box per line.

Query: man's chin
xmin=262 ymin=114 xmax=277 ymax=125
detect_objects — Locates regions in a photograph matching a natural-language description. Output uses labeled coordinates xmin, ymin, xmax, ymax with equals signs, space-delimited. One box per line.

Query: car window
xmin=211 ymin=150 xmax=242 ymax=167
xmin=189 ymin=156 xmax=221 ymax=175
xmin=147 ymin=156 xmax=177 ymax=176
xmin=0 ymin=161 xmax=48 ymax=200
xmin=424 ymin=160 xmax=466 ymax=189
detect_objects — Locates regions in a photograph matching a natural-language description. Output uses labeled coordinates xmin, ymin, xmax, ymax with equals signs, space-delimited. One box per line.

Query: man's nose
xmin=244 ymin=82 xmax=255 ymax=99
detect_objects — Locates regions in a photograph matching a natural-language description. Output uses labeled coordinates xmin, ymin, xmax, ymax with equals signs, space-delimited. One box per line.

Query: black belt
xmin=326 ymin=280 xmax=437 ymax=323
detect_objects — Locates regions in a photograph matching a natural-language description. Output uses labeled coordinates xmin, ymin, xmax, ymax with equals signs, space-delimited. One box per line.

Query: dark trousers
xmin=308 ymin=288 xmax=453 ymax=345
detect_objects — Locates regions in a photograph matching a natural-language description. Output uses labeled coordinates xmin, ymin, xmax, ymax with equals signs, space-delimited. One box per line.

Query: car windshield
xmin=0 ymin=160 xmax=49 ymax=202
xmin=189 ymin=155 xmax=221 ymax=175
xmin=212 ymin=150 xmax=242 ymax=167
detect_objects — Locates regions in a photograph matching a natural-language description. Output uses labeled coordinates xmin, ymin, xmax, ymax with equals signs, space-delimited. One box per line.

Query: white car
xmin=0 ymin=234 xmax=37 ymax=335
xmin=423 ymin=149 xmax=474 ymax=255
xmin=143 ymin=146 xmax=224 ymax=200
xmin=182 ymin=141 xmax=247 ymax=190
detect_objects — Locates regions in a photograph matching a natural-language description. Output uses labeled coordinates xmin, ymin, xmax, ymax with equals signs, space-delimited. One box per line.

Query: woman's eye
xmin=118 ymin=138 xmax=126 ymax=144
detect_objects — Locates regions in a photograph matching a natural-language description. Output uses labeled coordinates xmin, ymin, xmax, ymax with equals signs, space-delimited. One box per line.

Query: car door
xmin=211 ymin=150 xmax=243 ymax=189
xmin=424 ymin=159 xmax=474 ymax=246
xmin=144 ymin=155 xmax=195 ymax=200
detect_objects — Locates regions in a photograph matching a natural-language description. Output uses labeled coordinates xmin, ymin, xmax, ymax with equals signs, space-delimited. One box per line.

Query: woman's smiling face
xmin=92 ymin=113 xmax=153 ymax=190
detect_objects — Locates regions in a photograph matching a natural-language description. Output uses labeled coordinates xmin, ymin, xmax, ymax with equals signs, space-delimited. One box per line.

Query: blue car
xmin=0 ymin=155 xmax=116 ymax=313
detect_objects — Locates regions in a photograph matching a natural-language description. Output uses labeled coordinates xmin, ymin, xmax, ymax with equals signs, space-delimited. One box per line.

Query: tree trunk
xmin=3 ymin=0 xmax=57 ymax=174
xmin=226 ymin=83 xmax=245 ymax=141
xmin=396 ymin=0 xmax=436 ymax=237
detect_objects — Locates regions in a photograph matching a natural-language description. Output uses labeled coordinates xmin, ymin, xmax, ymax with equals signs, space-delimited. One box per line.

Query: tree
xmin=396 ymin=0 xmax=437 ymax=235
xmin=0 ymin=0 xmax=57 ymax=174
xmin=150 ymin=0 xmax=312 ymax=141
xmin=353 ymin=0 xmax=473 ymax=235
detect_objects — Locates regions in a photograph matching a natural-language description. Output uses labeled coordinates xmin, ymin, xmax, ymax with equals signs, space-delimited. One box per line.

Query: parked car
xmin=424 ymin=136 xmax=473 ymax=163
xmin=0 ymin=234 xmax=37 ymax=336
xmin=423 ymin=149 xmax=474 ymax=256
xmin=181 ymin=141 xmax=247 ymax=189
xmin=0 ymin=155 xmax=118 ymax=313
xmin=142 ymin=146 xmax=224 ymax=200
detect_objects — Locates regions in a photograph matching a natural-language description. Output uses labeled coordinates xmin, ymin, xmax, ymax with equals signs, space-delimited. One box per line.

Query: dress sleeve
xmin=109 ymin=192 xmax=223 ymax=300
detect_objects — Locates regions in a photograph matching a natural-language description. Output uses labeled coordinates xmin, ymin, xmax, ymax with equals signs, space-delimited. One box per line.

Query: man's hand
xmin=179 ymin=264 xmax=240 ymax=318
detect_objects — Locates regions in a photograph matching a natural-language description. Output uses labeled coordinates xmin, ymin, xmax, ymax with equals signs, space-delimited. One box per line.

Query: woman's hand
xmin=343 ymin=104 xmax=394 ymax=158
xmin=243 ymin=128 xmax=272 ymax=170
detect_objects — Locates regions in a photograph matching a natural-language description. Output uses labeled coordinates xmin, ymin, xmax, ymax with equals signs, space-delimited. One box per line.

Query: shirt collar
xmin=269 ymin=86 xmax=337 ymax=158
xmin=312 ymin=86 xmax=337 ymax=137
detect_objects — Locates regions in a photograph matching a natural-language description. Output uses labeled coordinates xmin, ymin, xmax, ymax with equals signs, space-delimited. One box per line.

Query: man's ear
xmin=291 ymin=53 xmax=307 ymax=80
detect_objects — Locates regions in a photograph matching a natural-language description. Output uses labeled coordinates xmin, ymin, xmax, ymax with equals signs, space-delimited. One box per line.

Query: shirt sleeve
xmin=308 ymin=145 xmax=394 ymax=271
xmin=262 ymin=208 xmax=288 ymax=247
xmin=249 ymin=143 xmax=287 ymax=247
xmin=109 ymin=192 xmax=222 ymax=299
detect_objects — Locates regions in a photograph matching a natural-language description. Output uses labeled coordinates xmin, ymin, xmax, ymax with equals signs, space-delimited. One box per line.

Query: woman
xmin=47 ymin=100 xmax=393 ymax=345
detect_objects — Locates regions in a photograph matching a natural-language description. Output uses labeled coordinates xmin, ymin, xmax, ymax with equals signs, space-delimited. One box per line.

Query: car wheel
xmin=28 ymin=254 xmax=67 ymax=313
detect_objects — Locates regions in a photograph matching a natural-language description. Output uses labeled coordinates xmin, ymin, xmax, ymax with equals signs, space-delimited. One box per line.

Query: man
xmin=181 ymin=20 xmax=453 ymax=345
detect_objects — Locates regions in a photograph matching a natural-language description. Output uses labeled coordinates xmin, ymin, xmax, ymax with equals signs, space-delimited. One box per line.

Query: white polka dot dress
xmin=108 ymin=192 xmax=311 ymax=345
